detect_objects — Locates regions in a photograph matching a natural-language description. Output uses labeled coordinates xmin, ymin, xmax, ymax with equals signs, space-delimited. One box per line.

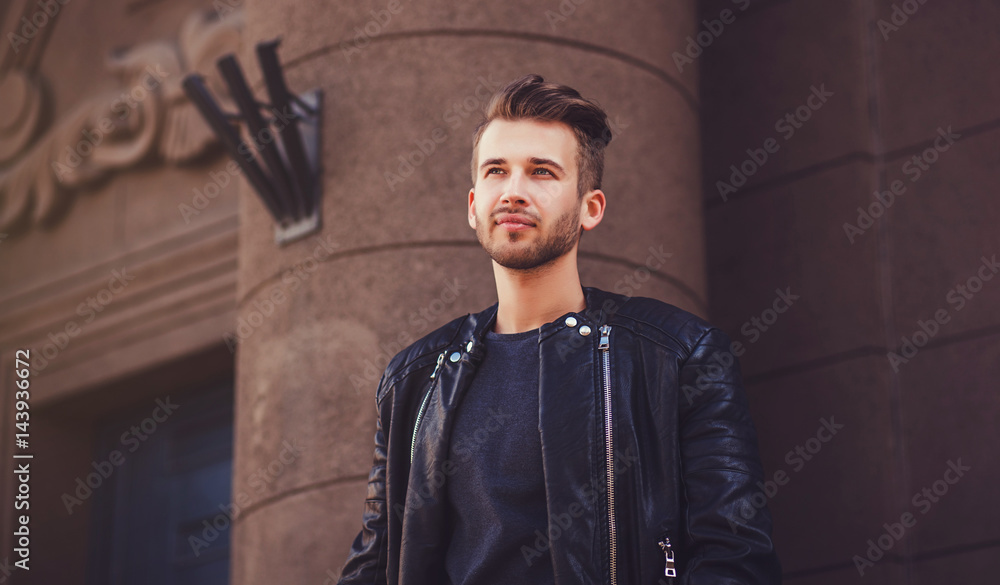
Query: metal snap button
xmin=565 ymin=316 xmax=578 ymax=328
xmin=466 ymin=340 xmax=474 ymax=352
xmin=579 ymin=325 xmax=592 ymax=336
xmin=449 ymin=351 xmax=461 ymax=362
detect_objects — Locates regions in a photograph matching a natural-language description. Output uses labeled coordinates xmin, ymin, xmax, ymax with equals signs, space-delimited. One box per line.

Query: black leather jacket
xmin=337 ymin=286 xmax=781 ymax=584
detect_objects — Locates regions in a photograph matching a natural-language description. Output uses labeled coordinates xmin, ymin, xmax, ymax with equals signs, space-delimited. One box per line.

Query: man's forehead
xmin=477 ymin=118 xmax=577 ymax=163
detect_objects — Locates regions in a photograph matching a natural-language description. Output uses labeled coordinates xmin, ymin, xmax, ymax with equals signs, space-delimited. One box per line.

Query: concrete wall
xmin=701 ymin=0 xmax=1000 ymax=582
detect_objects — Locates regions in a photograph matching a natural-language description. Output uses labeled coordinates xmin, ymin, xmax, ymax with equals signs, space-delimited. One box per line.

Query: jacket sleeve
xmin=676 ymin=326 xmax=782 ymax=584
xmin=336 ymin=376 xmax=391 ymax=585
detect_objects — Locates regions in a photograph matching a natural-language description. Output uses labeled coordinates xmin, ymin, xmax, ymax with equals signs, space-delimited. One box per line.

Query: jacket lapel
xmin=537 ymin=303 xmax=605 ymax=585
xmin=397 ymin=303 xmax=494 ymax=584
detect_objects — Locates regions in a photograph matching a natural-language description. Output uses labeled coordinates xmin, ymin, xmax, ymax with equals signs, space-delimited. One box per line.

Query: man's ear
xmin=580 ymin=189 xmax=606 ymax=231
xmin=468 ymin=188 xmax=477 ymax=230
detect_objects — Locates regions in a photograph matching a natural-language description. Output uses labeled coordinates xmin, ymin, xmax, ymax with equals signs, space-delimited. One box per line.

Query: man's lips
xmin=495 ymin=213 xmax=536 ymax=229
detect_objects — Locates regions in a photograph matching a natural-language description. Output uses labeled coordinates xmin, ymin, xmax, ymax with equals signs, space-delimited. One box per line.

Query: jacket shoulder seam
xmin=375 ymin=314 xmax=471 ymax=403
xmin=611 ymin=310 xmax=708 ymax=360
xmin=677 ymin=326 xmax=715 ymax=370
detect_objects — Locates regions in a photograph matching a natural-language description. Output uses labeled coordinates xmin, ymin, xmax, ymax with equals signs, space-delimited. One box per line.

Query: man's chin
xmin=493 ymin=258 xmax=550 ymax=271
xmin=486 ymin=247 xmax=562 ymax=271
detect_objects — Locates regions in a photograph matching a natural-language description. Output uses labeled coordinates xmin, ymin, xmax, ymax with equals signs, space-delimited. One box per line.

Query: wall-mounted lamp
xmin=182 ymin=39 xmax=322 ymax=246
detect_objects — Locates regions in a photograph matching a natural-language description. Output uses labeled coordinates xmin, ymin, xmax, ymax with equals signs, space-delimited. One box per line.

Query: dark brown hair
xmin=470 ymin=74 xmax=612 ymax=198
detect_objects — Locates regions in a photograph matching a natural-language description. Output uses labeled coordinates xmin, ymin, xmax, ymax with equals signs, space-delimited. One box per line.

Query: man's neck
xmin=491 ymin=250 xmax=586 ymax=334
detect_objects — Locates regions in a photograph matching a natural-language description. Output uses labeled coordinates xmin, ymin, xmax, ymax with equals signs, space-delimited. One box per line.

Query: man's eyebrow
xmin=529 ymin=157 xmax=565 ymax=173
xmin=480 ymin=157 xmax=506 ymax=171
xmin=479 ymin=157 xmax=566 ymax=173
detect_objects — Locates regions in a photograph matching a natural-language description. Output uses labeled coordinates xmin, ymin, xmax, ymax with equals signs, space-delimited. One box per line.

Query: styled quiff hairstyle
xmin=470 ymin=74 xmax=613 ymax=198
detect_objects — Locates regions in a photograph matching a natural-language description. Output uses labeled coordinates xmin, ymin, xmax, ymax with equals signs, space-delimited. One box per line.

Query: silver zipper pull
xmin=429 ymin=351 xmax=445 ymax=378
xmin=658 ymin=538 xmax=677 ymax=577
xmin=598 ymin=324 xmax=611 ymax=350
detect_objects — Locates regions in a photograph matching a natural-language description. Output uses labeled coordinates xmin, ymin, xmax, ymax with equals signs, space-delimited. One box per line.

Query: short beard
xmin=475 ymin=206 xmax=581 ymax=271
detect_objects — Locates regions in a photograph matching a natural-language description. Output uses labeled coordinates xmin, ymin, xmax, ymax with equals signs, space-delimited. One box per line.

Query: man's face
xmin=468 ymin=118 xmax=601 ymax=271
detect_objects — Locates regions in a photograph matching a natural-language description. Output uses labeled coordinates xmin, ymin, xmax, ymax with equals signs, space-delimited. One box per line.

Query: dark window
xmin=87 ymin=382 xmax=234 ymax=585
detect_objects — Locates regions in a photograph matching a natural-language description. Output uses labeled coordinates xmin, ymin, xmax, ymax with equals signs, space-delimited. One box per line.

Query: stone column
xmin=231 ymin=0 xmax=702 ymax=582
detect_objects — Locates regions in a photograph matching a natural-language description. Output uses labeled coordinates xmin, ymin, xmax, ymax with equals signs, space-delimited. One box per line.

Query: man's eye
xmin=486 ymin=168 xmax=504 ymax=175
xmin=534 ymin=168 xmax=553 ymax=176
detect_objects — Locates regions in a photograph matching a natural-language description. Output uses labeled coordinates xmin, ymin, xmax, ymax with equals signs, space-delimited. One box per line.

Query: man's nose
xmin=501 ymin=191 xmax=528 ymax=206
xmin=501 ymin=171 xmax=529 ymax=205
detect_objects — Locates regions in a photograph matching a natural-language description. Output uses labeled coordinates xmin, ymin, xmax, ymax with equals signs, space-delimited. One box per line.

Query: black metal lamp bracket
xmin=182 ymin=38 xmax=323 ymax=246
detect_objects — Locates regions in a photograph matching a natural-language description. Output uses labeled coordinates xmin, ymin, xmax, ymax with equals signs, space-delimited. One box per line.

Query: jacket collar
xmin=466 ymin=286 xmax=624 ymax=347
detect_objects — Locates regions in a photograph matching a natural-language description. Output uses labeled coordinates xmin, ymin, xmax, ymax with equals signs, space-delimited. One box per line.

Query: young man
xmin=336 ymin=74 xmax=781 ymax=584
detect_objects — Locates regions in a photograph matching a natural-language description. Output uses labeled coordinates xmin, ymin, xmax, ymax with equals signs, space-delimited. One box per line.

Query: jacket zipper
xmin=410 ymin=351 xmax=445 ymax=463
xmin=658 ymin=535 xmax=677 ymax=579
xmin=412 ymin=333 xmax=673 ymax=582
xmin=598 ymin=324 xmax=616 ymax=585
